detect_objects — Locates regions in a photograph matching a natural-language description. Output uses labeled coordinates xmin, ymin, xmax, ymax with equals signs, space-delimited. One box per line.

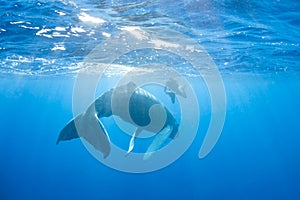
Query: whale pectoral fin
xmin=143 ymin=126 xmax=172 ymax=160
xmin=126 ymin=127 xmax=142 ymax=156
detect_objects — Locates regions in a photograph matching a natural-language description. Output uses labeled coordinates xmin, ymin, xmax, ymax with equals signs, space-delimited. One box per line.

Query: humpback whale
xmin=57 ymin=82 xmax=179 ymax=159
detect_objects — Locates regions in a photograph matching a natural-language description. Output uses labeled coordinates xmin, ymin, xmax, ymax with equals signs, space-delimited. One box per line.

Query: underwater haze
xmin=0 ymin=0 xmax=300 ymax=200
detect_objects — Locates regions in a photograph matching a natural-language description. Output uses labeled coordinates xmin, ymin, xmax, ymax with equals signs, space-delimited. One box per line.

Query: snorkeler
xmin=164 ymin=78 xmax=187 ymax=103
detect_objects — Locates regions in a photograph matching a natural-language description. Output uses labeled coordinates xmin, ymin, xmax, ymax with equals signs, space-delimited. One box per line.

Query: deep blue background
xmin=1 ymin=0 xmax=300 ymax=200
xmin=0 ymin=74 xmax=299 ymax=199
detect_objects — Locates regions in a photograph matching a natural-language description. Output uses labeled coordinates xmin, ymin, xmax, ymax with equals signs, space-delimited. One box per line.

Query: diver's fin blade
xmin=171 ymin=93 xmax=175 ymax=104
xmin=144 ymin=126 xmax=171 ymax=160
xmin=126 ymin=128 xmax=142 ymax=156
xmin=57 ymin=118 xmax=79 ymax=144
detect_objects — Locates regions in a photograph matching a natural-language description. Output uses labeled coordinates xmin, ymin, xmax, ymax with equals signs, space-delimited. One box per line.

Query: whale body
xmin=57 ymin=82 xmax=179 ymax=159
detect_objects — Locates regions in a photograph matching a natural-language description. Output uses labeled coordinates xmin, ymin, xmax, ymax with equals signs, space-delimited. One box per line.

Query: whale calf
xmin=57 ymin=82 xmax=179 ymax=159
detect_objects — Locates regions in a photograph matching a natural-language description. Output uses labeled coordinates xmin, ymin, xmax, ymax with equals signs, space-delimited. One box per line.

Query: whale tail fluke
xmin=57 ymin=119 xmax=79 ymax=144
xmin=57 ymin=105 xmax=111 ymax=158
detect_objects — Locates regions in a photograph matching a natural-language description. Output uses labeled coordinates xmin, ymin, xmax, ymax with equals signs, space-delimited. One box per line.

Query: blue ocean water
xmin=0 ymin=0 xmax=300 ymax=199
